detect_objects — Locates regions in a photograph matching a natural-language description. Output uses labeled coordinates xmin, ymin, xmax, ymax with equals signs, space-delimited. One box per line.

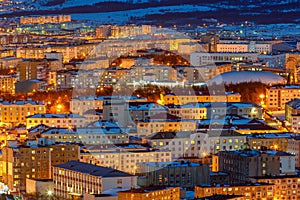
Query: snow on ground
xmin=71 ymin=4 xmax=215 ymax=23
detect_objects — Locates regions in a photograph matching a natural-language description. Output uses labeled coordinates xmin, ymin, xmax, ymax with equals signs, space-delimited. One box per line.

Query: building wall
xmin=217 ymin=151 xmax=282 ymax=184
xmin=287 ymin=139 xmax=300 ymax=168
xmin=2 ymin=144 xmax=79 ymax=192
xmin=136 ymin=121 xmax=196 ymax=137
xmin=162 ymin=94 xmax=241 ymax=105
xmin=53 ymin=167 xmax=102 ymax=199
xmin=26 ymin=116 xmax=85 ymax=129
xmin=253 ymin=176 xmax=300 ymax=200
xmin=0 ymin=102 xmax=46 ymax=125
xmin=80 ymin=150 xmax=171 ymax=174
xmin=266 ymin=86 xmax=300 ymax=110
xmin=194 ymin=184 xmax=274 ymax=200
xmin=25 ymin=179 xmax=54 ymax=196
xmin=136 ymin=163 xmax=210 ymax=188
xmin=118 ymin=187 xmax=180 ymax=200
xmin=102 ymin=177 xmax=137 ymax=191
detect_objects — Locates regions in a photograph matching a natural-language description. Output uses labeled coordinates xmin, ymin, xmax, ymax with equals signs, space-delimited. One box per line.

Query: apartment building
xmin=80 ymin=143 xmax=172 ymax=174
xmin=216 ymin=41 xmax=272 ymax=53
xmin=251 ymin=175 xmax=300 ymax=200
xmin=20 ymin=15 xmax=71 ymax=25
xmin=190 ymin=52 xmax=259 ymax=66
xmin=102 ymin=96 xmax=148 ymax=126
xmin=149 ymin=130 xmax=246 ymax=159
xmin=136 ymin=161 xmax=210 ymax=189
xmin=247 ymin=133 xmax=291 ymax=151
xmin=194 ymin=183 xmax=274 ymax=200
xmin=215 ymin=149 xmax=295 ymax=184
xmin=285 ymin=98 xmax=300 ymax=131
xmin=125 ymin=65 xmax=177 ymax=83
xmin=26 ymin=113 xmax=85 ymax=129
xmin=70 ymin=96 xmax=104 ymax=115
xmin=136 ymin=113 xmax=196 ymax=137
xmin=266 ymin=85 xmax=300 ymax=110
xmin=167 ymin=103 xmax=208 ymax=120
xmin=40 ymin=121 xmax=129 ymax=144
xmin=2 ymin=138 xmax=79 ymax=192
xmin=0 ymin=56 xmax=21 ymax=70
xmin=162 ymin=92 xmax=241 ymax=105
xmin=0 ymin=75 xmax=17 ymax=94
xmin=103 ymin=100 xmax=167 ymax=127
xmin=118 ymin=187 xmax=180 ymax=200
xmin=53 ymin=161 xmax=137 ymax=199
xmin=0 ymin=99 xmax=46 ymax=126
xmin=17 ymin=58 xmax=60 ymax=81
xmin=287 ymin=136 xmax=300 ymax=168
xmin=167 ymin=102 xmax=262 ymax=121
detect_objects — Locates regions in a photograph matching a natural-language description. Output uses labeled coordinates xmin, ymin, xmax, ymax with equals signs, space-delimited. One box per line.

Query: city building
xmin=287 ymin=136 xmax=300 ymax=168
xmin=17 ymin=58 xmax=60 ymax=81
xmin=247 ymin=133 xmax=291 ymax=151
xmin=0 ymin=99 xmax=46 ymax=127
xmin=0 ymin=75 xmax=17 ymax=94
xmin=20 ymin=15 xmax=71 ymax=25
xmin=285 ymin=98 xmax=300 ymax=131
xmin=194 ymin=183 xmax=274 ymax=200
xmin=26 ymin=113 xmax=86 ymax=129
xmin=149 ymin=130 xmax=246 ymax=159
xmin=80 ymin=143 xmax=172 ymax=174
xmin=40 ymin=121 xmax=130 ymax=144
xmin=136 ymin=161 xmax=210 ymax=189
xmin=190 ymin=52 xmax=259 ymax=66
xmin=162 ymin=91 xmax=241 ymax=105
xmin=2 ymin=138 xmax=80 ymax=192
xmin=118 ymin=187 xmax=180 ymax=200
xmin=266 ymin=85 xmax=300 ymax=110
xmin=53 ymin=161 xmax=137 ymax=199
xmin=215 ymin=149 xmax=295 ymax=184
xmin=250 ymin=175 xmax=300 ymax=200
xmin=136 ymin=113 xmax=196 ymax=137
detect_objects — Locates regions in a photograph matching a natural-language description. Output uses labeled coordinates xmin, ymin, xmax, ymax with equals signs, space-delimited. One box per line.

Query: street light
xmin=47 ymin=190 xmax=53 ymax=196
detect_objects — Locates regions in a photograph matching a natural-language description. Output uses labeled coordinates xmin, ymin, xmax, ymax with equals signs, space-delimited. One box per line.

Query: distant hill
xmin=1 ymin=0 xmax=299 ymax=25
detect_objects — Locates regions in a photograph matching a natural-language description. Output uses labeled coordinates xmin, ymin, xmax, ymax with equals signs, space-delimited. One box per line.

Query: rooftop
xmin=55 ymin=161 xmax=133 ymax=178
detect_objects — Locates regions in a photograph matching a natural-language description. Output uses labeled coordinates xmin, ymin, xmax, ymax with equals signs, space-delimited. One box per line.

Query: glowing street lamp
xmin=56 ymin=104 xmax=63 ymax=113
xmin=259 ymin=94 xmax=265 ymax=107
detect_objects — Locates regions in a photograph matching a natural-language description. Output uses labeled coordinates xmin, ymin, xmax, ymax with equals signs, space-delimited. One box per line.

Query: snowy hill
xmin=1 ymin=0 xmax=299 ymax=25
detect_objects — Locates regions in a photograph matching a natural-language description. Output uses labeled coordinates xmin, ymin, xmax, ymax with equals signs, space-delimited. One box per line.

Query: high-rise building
xmin=2 ymin=138 xmax=80 ymax=192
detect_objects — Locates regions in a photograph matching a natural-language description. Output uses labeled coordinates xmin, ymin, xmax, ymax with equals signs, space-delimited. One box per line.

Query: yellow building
xmin=118 ymin=187 xmax=180 ymax=200
xmin=26 ymin=113 xmax=85 ymax=129
xmin=162 ymin=92 xmax=241 ymax=105
xmin=251 ymin=175 xmax=300 ymax=200
xmin=266 ymin=85 xmax=300 ymax=110
xmin=2 ymin=138 xmax=79 ymax=192
xmin=0 ymin=75 xmax=17 ymax=94
xmin=20 ymin=15 xmax=71 ymax=25
xmin=194 ymin=183 xmax=274 ymax=200
xmin=136 ymin=113 xmax=196 ymax=137
xmin=0 ymin=100 xmax=46 ymax=127
xmin=168 ymin=103 xmax=207 ymax=120
xmin=247 ymin=133 xmax=290 ymax=151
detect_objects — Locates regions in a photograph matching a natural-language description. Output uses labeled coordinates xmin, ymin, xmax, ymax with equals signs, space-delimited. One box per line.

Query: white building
xmin=53 ymin=161 xmax=137 ymax=199
xmin=190 ymin=52 xmax=259 ymax=66
xmin=80 ymin=143 xmax=172 ymax=174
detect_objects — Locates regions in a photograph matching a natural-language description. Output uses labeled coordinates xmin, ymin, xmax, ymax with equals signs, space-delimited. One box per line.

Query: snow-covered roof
xmin=209 ymin=71 xmax=287 ymax=85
